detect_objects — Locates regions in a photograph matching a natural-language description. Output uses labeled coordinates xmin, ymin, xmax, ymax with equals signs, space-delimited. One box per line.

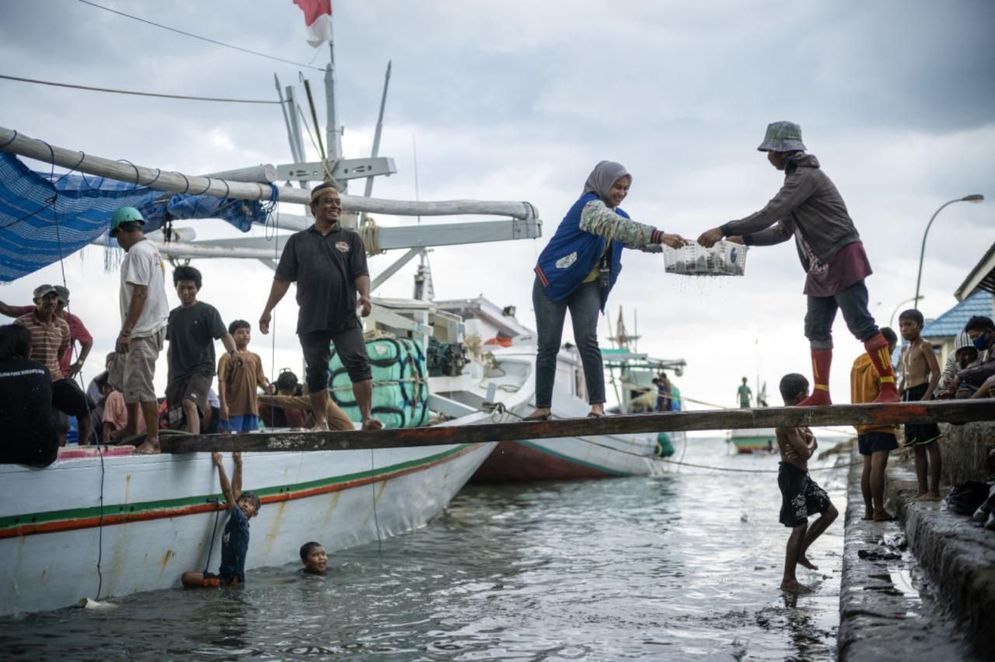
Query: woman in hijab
xmin=527 ymin=161 xmax=687 ymax=420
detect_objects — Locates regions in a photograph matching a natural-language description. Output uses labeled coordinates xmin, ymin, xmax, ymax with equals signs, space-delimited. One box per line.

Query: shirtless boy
xmin=775 ymin=373 xmax=839 ymax=594
xmin=898 ymin=309 xmax=942 ymax=500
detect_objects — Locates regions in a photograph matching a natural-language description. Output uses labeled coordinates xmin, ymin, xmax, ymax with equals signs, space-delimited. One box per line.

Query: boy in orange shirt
xmin=217 ymin=320 xmax=271 ymax=433
xmin=850 ymin=327 xmax=899 ymax=521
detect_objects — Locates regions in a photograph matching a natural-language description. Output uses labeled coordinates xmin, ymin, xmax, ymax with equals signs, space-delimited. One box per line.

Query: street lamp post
xmin=913 ymin=194 xmax=984 ymax=309
xmin=912 ymin=193 xmax=985 ymax=310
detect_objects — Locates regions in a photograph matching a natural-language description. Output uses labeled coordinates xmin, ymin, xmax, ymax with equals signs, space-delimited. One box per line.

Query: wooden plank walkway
xmin=160 ymin=400 xmax=995 ymax=454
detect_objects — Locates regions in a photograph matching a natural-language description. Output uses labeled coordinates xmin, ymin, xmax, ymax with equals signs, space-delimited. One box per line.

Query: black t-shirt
xmin=275 ymin=224 xmax=369 ymax=334
xmin=0 ymin=358 xmax=58 ymax=467
xmin=166 ymin=301 xmax=227 ymax=381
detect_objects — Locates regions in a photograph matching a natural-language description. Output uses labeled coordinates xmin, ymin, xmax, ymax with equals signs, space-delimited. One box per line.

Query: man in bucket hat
xmin=110 ymin=206 xmax=170 ymax=453
xmin=698 ymin=121 xmax=899 ymax=406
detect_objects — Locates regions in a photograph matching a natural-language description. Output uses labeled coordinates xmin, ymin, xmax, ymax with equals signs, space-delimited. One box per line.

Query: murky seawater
xmin=0 ymin=437 xmax=848 ymax=660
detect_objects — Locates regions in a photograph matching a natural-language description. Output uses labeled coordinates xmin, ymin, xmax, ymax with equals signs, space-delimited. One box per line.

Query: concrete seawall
xmin=838 ymin=421 xmax=995 ymax=661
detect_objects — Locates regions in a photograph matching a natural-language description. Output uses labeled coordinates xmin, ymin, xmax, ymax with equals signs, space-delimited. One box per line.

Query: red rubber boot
xmin=864 ymin=333 xmax=900 ymax=403
xmin=798 ymin=348 xmax=832 ymax=406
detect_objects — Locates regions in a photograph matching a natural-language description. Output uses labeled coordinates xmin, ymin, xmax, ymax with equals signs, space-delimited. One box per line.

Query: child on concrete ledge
xmin=775 ymin=373 xmax=839 ymax=594
xmin=850 ymin=326 xmax=900 ymax=521
xmin=898 ymin=309 xmax=943 ymax=500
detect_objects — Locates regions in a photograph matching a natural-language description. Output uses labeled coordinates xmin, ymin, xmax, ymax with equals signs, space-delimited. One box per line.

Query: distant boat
xmin=728 ymin=380 xmax=776 ymax=454
xmin=728 ymin=427 xmax=777 ymax=454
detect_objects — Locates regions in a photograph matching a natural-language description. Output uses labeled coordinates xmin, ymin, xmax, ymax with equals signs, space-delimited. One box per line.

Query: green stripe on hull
xmin=0 ymin=444 xmax=470 ymax=532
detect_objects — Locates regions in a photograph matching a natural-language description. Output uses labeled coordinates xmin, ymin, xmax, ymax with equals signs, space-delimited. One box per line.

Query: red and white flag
xmin=293 ymin=0 xmax=332 ymax=48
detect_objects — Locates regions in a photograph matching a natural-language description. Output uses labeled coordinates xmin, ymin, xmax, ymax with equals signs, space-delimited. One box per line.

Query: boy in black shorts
xmin=182 ymin=452 xmax=260 ymax=588
xmin=898 ymin=309 xmax=942 ymax=500
xmin=775 ymin=373 xmax=839 ymax=594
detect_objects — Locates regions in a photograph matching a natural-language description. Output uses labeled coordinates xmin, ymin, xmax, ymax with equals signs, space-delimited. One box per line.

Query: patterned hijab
xmin=582 ymin=160 xmax=630 ymax=205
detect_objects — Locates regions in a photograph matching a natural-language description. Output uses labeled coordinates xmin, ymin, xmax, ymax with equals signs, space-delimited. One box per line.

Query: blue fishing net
xmin=0 ymin=153 xmax=270 ymax=282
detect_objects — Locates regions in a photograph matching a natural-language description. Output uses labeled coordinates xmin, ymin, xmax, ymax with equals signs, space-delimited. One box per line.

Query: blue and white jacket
xmin=534 ymin=192 xmax=660 ymax=309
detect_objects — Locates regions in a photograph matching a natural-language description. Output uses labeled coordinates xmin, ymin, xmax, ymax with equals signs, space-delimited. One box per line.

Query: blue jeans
xmin=533 ymin=277 xmax=605 ymax=408
xmin=804 ymin=280 xmax=878 ymax=349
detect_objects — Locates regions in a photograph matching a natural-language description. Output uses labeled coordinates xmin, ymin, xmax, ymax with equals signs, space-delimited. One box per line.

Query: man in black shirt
xmin=167 ymin=266 xmax=238 ymax=434
xmin=259 ymin=182 xmax=382 ymax=431
xmin=0 ymin=324 xmax=58 ymax=466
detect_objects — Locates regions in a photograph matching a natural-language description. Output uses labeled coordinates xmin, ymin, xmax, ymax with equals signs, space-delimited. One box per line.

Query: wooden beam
xmin=160 ymin=400 xmax=995 ymax=454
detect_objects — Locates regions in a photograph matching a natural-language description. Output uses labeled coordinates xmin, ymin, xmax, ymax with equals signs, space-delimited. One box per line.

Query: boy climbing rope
xmin=181 ymin=452 xmax=260 ymax=588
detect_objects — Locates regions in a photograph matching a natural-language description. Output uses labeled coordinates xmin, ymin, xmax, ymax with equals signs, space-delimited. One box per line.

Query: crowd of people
xmin=0 ymin=119 xmax=992 ymax=595
xmin=0 ymin=181 xmax=380 ymax=464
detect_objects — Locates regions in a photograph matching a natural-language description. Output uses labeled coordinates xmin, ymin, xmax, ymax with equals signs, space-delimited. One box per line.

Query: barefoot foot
xmin=873 ymin=510 xmax=896 ymax=522
xmin=862 ymin=509 xmax=874 ymax=521
xmin=362 ymin=418 xmax=384 ymax=431
xmin=797 ymin=555 xmax=818 ymax=571
xmin=780 ymin=580 xmax=813 ymax=594
xmin=308 ymin=421 xmax=330 ymax=432
xmin=134 ymin=439 xmax=160 ymax=454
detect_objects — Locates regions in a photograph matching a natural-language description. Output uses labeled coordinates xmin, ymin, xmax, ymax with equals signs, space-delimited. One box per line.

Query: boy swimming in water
xmin=181 ymin=452 xmax=260 ymax=587
xmin=775 ymin=373 xmax=839 ymax=594
xmin=299 ymin=541 xmax=328 ymax=575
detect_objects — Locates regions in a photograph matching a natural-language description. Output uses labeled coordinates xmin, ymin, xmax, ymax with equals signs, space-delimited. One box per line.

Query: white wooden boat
xmin=0 ymin=440 xmax=493 ymax=616
xmin=433 ymin=298 xmax=675 ymax=482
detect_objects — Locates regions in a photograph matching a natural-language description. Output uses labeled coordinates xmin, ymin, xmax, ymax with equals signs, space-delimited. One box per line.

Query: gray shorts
xmin=123 ymin=327 xmax=165 ymax=404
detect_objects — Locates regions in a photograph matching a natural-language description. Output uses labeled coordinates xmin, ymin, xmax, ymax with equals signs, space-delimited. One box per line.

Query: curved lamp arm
xmin=913 ymin=194 xmax=984 ymax=308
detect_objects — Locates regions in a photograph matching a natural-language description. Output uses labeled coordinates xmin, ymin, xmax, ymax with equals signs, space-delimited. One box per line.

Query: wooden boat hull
xmin=471 ymin=436 xmax=660 ymax=482
xmin=0 ymin=442 xmax=493 ymax=616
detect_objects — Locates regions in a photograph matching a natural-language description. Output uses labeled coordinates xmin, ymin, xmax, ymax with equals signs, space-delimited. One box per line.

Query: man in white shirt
xmin=110 ymin=206 xmax=169 ymax=453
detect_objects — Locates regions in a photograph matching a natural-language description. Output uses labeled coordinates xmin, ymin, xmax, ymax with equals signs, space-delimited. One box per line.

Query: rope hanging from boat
xmin=201 ymin=501 xmax=224 ymax=574
xmin=264 ymin=183 xmax=281 ymax=383
xmin=41 ymin=151 xmax=111 ymax=598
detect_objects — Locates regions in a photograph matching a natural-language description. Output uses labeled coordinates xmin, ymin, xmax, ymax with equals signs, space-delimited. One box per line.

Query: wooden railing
xmin=160 ymin=400 xmax=995 ymax=453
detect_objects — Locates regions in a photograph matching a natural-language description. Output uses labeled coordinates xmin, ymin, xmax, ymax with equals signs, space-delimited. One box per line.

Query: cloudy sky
xmin=1 ymin=0 xmax=992 ymax=420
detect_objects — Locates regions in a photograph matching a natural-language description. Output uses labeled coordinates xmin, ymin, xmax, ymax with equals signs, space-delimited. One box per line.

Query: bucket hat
xmin=757 ymin=121 xmax=807 ymax=152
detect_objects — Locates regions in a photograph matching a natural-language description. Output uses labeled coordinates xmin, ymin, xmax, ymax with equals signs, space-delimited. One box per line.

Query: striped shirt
xmin=14 ymin=311 xmax=70 ymax=381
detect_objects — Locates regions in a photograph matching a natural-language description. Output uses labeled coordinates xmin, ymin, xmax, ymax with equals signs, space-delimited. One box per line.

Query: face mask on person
xmin=973 ymin=334 xmax=989 ymax=351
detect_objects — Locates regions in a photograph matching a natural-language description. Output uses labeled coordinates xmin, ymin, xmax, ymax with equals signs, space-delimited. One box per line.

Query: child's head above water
xmin=300 ymin=541 xmax=327 ymax=575
xmin=778 ymin=373 xmax=809 ymax=406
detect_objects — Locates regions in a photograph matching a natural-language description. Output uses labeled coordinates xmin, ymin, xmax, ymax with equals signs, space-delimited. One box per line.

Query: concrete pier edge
xmin=838 ymin=422 xmax=995 ymax=661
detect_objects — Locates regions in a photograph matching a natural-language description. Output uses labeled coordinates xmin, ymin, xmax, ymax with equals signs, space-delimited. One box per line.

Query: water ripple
xmin=0 ymin=438 xmax=845 ymax=660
